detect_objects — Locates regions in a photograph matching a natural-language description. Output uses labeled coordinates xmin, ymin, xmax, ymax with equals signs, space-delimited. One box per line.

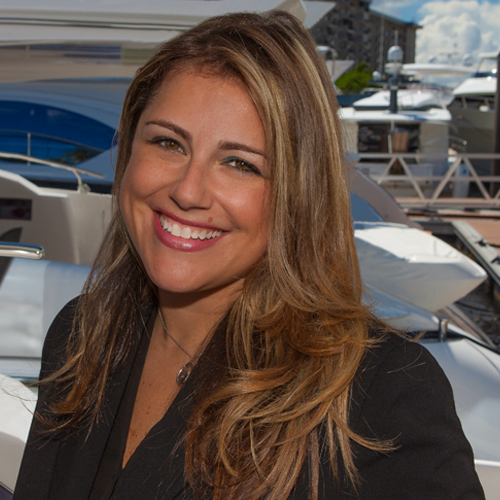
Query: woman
xmin=14 ymin=11 xmax=483 ymax=500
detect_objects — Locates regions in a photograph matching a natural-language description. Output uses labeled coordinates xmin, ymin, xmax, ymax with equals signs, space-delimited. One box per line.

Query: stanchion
xmin=491 ymin=51 xmax=500 ymax=196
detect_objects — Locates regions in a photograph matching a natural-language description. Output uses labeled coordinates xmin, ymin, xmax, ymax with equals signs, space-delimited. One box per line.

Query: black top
xmin=14 ymin=300 xmax=485 ymax=499
xmin=88 ymin=323 xmax=149 ymax=499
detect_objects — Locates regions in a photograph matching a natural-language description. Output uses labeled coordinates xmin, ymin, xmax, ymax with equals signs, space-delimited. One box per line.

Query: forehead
xmin=146 ymin=66 xmax=250 ymax=112
xmin=138 ymin=68 xmax=266 ymax=147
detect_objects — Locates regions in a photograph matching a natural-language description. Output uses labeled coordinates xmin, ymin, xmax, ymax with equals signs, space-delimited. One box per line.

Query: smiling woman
xmin=120 ymin=70 xmax=270 ymax=299
xmin=13 ymin=10 xmax=484 ymax=500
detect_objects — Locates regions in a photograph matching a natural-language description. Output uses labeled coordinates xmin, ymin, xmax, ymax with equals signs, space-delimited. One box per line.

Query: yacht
xmin=339 ymin=106 xmax=452 ymax=197
xmin=448 ymin=52 xmax=498 ymax=170
xmin=337 ymin=62 xmax=477 ymax=198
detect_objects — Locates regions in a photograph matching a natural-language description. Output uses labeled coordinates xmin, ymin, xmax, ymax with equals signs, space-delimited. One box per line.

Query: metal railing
xmin=0 ymin=151 xmax=105 ymax=192
xmin=0 ymin=129 xmax=105 ymax=159
xmin=0 ymin=242 xmax=44 ymax=259
xmin=355 ymin=152 xmax=500 ymax=210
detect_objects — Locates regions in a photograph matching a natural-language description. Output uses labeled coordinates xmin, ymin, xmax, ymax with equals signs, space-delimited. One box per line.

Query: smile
xmin=159 ymin=214 xmax=223 ymax=241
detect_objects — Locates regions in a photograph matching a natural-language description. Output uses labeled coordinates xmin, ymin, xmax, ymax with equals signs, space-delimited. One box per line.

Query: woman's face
xmin=120 ymin=68 xmax=270 ymax=302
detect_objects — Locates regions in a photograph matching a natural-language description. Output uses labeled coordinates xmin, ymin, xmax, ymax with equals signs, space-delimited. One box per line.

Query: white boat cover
xmin=355 ymin=222 xmax=487 ymax=312
xmin=0 ymin=373 xmax=36 ymax=491
xmin=0 ymin=259 xmax=89 ymax=360
xmin=424 ymin=339 xmax=500 ymax=500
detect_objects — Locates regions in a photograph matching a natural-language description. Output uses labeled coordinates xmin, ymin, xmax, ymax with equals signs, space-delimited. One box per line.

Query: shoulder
xmin=354 ymin=332 xmax=447 ymax=409
xmin=350 ymin=331 xmax=459 ymax=441
xmin=345 ymin=331 xmax=484 ymax=498
xmin=39 ymin=297 xmax=80 ymax=378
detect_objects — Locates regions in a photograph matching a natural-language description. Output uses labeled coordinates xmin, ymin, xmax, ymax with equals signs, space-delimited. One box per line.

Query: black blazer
xmin=14 ymin=301 xmax=484 ymax=499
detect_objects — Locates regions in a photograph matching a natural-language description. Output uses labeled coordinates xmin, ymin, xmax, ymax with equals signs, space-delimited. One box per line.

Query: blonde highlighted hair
xmin=43 ymin=11 xmax=389 ymax=499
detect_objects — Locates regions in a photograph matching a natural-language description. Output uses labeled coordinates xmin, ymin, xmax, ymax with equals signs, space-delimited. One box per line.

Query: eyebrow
xmin=144 ymin=120 xmax=192 ymax=143
xmin=218 ymin=141 xmax=266 ymax=159
xmin=144 ymin=119 xmax=266 ymax=159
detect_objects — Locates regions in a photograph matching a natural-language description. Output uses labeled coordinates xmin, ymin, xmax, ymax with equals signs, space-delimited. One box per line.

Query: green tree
xmin=335 ymin=62 xmax=373 ymax=94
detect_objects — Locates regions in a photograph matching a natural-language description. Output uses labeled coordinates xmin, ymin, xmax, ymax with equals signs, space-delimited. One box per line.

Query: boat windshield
xmin=475 ymin=58 xmax=498 ymax=78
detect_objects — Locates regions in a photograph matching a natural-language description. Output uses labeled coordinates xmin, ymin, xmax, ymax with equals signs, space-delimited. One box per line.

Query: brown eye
xmin=224 ymin=157 xmax=262 ymax=176
xmin=150 ymin=137 xmax=186 ymax=154
xmin=162 ymin=139 xmax=181 ymax=150
xmin=234 ymin=159 xmax=250 ymax=171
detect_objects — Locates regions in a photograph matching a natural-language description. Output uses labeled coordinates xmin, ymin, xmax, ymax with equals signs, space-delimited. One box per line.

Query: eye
xmin=161 ymin=138 xmax=182 ymax=151
xmin=224 ymin=156 xmax=262 ymax=176
xmin=149 ymin=137 xmax=185 ymax=153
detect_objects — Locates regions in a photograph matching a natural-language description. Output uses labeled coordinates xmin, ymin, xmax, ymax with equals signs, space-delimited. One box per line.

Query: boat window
xmin=350 ymin=193 xmax=384 ymax=222
xmin=448 ymin=97 xmax=464 ymax=109
xmin=0 ymin=101 xmax=115 ymax=164
xmin=475 ymin=58 xmax=498 ymax=78
xmin=358 ymin=123 xmax=420 ymax=158
xmin=462 ymin=98 xmax=489 ymax=110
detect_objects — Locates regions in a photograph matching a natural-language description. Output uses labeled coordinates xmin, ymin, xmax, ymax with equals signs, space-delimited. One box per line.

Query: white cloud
xmin=416 ymin=1 xmax=500 ymax=64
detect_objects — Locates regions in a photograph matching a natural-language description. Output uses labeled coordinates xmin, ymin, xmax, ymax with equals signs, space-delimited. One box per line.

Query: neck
xmin=157 ymin=284 xmax=240 ymax=349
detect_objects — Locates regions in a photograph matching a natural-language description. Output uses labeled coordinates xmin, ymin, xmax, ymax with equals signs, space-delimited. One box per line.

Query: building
xmin=309 ymin=0 xmax=419 ymax=74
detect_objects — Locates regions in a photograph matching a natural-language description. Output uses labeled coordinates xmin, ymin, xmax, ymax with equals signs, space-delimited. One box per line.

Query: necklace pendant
xmin=176 ymin=362 xmax=193 ymax=385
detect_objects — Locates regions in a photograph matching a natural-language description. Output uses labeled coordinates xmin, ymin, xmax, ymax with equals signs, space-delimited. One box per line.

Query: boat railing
xmin=0 ymin=151 xmax=104 ymax=193
xmin=0 ymin=242 xmax=44 ymax=260
xmin=0 ymin=129 xmax=105 ymax=165
xmin=354 ymin=152 xmax=500 ymax=210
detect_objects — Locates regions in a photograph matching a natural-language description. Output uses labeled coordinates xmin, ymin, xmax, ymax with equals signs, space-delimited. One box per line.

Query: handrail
xmin=355 ymin=152 xmax=500 ymax=210
xmin=0 ymin=151 xmax=105 ymax=193
xmin=0 ymin=242 xmax=44 ymax=259
xmin=0 ymin=128 xmax=105 ymax=154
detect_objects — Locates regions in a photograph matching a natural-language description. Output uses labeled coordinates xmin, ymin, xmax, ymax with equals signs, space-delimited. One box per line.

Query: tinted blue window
xmin=0 ymin=101 xmax=115 ymax=164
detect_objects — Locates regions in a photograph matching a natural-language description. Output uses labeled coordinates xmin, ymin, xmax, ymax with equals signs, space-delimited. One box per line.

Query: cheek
xmin=119 ymin=167 xmax=135 ymax=227
xmin=119 ymin=156 xmax=155 ymax=214
xmin=119 ymin=159 xmax=150 ymax=240
xmin=247 ymin=189 xmax=271 ymax=248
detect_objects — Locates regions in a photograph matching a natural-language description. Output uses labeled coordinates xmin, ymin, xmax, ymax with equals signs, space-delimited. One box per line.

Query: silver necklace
xmin=157 ymin=307 xmax=194 ymax=385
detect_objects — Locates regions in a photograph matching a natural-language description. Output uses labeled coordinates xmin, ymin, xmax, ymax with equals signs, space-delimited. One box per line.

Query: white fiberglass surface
xmin=423 ymin=339 xmax=500 ymax=462
xmin=0 ymin=374 xmax=36 ymax=491
xmin=364 ymin=283 xmax=440 ymax=332
xmin=355 ymin=222 xmax=486 ymax=312
xmin=474 ymin=460 xmax=500 ymax=500
xmin=0 ymin=258 xmax=89 ymax=359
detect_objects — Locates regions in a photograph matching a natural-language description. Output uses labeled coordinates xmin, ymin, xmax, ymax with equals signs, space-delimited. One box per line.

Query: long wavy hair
xmin=43 ymin=10 xmax=390 ymax=500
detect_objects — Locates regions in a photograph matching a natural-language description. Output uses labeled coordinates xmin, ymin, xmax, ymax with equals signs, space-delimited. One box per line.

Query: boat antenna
xmin=386 ymin=45 xmax=403 ymax=114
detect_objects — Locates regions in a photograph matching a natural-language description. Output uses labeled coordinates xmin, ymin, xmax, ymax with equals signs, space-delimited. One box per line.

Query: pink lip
xmin=153 ymin=212 xmax=226 ymax=252
xmin=154 ymin=209 xmax=222 ymax=231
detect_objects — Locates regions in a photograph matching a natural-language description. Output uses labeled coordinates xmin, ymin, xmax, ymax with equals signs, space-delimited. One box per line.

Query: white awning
xmin=0 ymin=0 xmax=326 ymax=46
xmin=0 ymin=0 xmax=334 ymax=82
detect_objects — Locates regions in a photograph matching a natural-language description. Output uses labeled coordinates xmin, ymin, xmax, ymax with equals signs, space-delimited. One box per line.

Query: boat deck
xmin=466 ymin=218 xmax=500 ymax=255
xmin=410 ymin=209 xmax=500 ymax=249
xmin=409 ymin=209 xmax=500 ymax=250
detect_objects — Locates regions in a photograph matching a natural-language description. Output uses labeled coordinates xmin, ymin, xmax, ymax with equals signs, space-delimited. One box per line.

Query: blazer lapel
xmin=47 ymin=303 xmax=155 ymax=500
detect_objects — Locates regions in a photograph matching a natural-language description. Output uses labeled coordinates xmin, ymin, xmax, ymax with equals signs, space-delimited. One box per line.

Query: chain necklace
xmin=157 ymin=307 xmax=225 ymax=386
xmin=157 ymin=307 xmax=194 ymax=385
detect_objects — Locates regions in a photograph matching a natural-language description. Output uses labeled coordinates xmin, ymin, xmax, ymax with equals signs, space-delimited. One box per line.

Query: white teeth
xmin=171 ymin=223 xmax=181 ymax=237
xmin=159 ymin=214 xmax=221 ymax=241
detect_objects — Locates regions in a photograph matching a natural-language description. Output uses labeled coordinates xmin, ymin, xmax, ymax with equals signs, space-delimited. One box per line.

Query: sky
xmin=370 ymin=0 xmax=500 ymax=64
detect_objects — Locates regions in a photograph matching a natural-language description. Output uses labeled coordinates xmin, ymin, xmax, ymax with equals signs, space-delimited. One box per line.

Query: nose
xmin=169 ymin=157 xmax=213 ymax=211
